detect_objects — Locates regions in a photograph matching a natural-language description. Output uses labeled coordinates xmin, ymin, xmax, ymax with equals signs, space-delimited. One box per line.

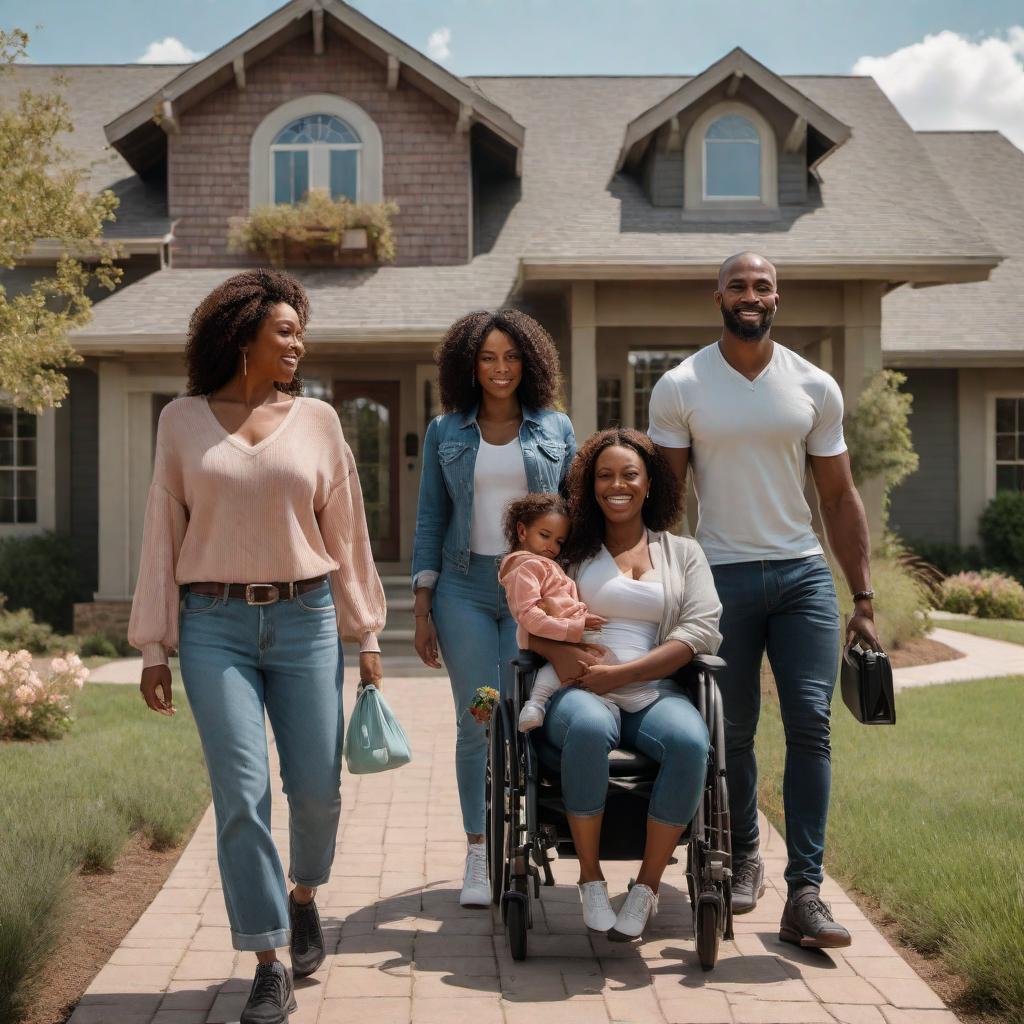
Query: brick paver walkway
xmin=70 ymin=676 xmax=957 ymax=1024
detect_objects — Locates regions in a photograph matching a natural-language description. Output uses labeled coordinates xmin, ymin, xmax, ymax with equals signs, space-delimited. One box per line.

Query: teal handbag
xmin=344 ymin=684 xmax=412 ymax=774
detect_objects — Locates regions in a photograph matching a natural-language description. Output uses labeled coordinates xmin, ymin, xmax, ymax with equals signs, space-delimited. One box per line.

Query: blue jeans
xmin=710 ymin=556 xmax=840 ymax=892
xmin=431 ymin=553 xmax=518 ymax=835
xmin=178 ymin=579 xmax=344 ymax=951
xmin=542 ymin=687 xmax=709 ymax=828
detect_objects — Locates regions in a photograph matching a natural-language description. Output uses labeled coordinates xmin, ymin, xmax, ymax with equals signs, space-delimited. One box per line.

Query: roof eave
xmin=519 ymin=255 xmax=1002 ymax=285
xmin=104 ymin=0 xmax=524 ymax=171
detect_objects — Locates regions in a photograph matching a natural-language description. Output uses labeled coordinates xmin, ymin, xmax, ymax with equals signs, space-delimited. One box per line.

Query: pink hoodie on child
xmin=498 ymin=550 xmax=589 ymax=649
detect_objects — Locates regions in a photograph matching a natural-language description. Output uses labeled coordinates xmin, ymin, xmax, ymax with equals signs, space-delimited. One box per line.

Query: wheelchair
xmin=485 ymin=651 xmax=734 ymax=969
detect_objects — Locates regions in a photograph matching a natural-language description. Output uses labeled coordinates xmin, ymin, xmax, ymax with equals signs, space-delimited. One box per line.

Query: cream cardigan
xmin=127 ymin=395 xmax=386 ymax=668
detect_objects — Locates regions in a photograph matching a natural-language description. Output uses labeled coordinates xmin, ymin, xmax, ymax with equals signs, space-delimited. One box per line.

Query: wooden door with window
xmin=333 ymin=381 xmax=400 ymax=561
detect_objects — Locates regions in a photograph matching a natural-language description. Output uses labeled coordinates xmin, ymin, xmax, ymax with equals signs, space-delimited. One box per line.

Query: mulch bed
xmin=888 ymin=635 xmax=965 ymax=668
xmin=25 ymin=833 xmax=191 ymax=1024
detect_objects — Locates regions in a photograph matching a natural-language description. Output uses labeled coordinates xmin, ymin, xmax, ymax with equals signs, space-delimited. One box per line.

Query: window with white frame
xmin=995 ymin=396 xmax=1024 ymax=493
xmin=271 ymin=114 xmax=362 ymax=205
xmin=703 ymin=115 xmax=761 ymax=199
xmin=250 ymin=95 xmax=384 ymax=210
xmin=0 ymin=403 xmax=37 ymax=524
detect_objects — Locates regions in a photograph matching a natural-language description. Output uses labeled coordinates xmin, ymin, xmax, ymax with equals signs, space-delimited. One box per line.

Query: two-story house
xmin=2 ymin=0 xmax=1022 ymax=645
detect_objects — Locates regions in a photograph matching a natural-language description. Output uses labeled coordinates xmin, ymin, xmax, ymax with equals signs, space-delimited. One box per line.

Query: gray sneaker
xmin=239 ymin=961 xmax=297 ymax=1024
xmin=731 ymin=855 xmax=766 ymax=915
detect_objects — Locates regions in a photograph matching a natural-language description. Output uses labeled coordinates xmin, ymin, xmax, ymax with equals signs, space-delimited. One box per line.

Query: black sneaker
xmin=239 ymin=961 xmax=297 ymax=1024
xmin=730 ymin=855 xmax=766 ymax=915
xmin=289 ymin=892 xmax=326 ymax=977
xmin=780 ymin=888 xmax=852 ymax=949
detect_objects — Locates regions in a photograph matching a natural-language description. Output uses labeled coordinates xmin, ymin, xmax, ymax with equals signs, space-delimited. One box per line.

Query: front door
xmin=333 ymin=381 xmax=400 ymax=561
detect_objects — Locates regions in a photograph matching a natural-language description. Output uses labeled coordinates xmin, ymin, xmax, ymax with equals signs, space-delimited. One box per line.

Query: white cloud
xmin=853 ymin=28 xmax=1024 ymax=151
xmin=426 ymin=27 xmax=452 ymax=63
xmin=137 ymin=37 xmax=203 ymax=64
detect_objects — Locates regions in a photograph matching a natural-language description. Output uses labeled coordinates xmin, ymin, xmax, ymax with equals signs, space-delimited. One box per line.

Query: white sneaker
xmin=460 ymin=843 xmax=491 ymax=907
xmin=609 ymin=882 xmax=658 ymax=940
xmin=518 ymin=701 xmax=546 ymax=732
xmin=578 ymin=880 xmax=617 ymax=932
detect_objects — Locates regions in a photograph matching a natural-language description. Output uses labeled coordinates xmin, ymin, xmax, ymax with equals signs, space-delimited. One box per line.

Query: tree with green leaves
xmin=845 ymin=368 xmax=919 ymax=527
xmin=0 ymin=29 xmax=121 ymax=413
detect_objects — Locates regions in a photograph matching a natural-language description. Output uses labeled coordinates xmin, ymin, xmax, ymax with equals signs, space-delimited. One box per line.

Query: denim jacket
xmin=412 ymin=406 xmax=576 ymax=589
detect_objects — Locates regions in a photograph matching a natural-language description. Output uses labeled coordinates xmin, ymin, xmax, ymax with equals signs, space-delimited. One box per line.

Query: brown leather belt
xmin=187 ymin=576 xmax=329 ymax=606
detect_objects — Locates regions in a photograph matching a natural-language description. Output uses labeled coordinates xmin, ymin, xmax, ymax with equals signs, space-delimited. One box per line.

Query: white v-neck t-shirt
xmin=470 ymin=437 xmax=528 ymax=555
xmin=648 ymin=341 xmax=847 ymax=565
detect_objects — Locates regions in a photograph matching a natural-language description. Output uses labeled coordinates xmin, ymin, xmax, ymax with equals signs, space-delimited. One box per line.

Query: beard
xmin=721 ymin=303 xmax=775 ymax=341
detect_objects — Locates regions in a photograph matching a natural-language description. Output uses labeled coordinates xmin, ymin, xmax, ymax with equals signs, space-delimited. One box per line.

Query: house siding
xmin=67 ymin=367 xmax=99 ymax=601
xmin=643 ymin=146 xmax=684 ymax=207
xmin=889 ymin=368 xmax=959 ymax=545
xmin=778 ymin=150 xmax=807 ymax=205
xmin=169 ymin=33 xmax=470 ymax=268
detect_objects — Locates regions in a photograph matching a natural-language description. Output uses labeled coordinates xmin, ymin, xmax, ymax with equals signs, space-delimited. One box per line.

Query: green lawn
xmin=755 ymin=677 xmax=1024 ymax=1022
xmin=935 ymin=617 xmax=1024 ymax=646
xmin=0 ymin=679 xmax=210 ymax=1024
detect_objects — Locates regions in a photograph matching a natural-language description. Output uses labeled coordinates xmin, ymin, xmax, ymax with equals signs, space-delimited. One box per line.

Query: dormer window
xmin=250 ymin=95 xmax=384 ymax=209
xmin=272 ymin=115 xmax=362 ymax=205
xmin=682 ymin=101 xmax=778 ymax=212
xmin=703 ymin=115 xmax=761 ymax=200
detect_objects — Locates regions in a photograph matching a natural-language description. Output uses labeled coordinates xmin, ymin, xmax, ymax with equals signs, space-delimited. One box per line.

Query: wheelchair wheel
xmin=695 ymin=895 xmax=721 ymax=970
xmin=486 ymin=710 xmax=508 ymax=907
xmin=505 ymin=891 xmax=529 ymax=961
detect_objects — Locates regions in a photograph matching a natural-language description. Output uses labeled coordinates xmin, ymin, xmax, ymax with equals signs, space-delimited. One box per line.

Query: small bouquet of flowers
xmin=468 ymin=686 xmax=499 ymax=725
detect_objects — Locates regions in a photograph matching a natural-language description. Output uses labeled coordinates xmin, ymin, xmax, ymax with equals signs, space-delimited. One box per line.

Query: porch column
xmin=840 ymin=282 xmax=886 ymax=542
xmin=96 ymin=359 xmax=130 ymax=600
xmin=570 ymin=281 xmax=598 ymax=439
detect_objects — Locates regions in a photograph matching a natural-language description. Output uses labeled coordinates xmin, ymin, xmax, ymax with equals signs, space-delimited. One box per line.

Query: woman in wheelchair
xmin=525 ymin=429 xmax=722 ymax=940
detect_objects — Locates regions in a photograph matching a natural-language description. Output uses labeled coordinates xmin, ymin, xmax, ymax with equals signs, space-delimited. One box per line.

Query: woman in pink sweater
xmin=128 ymin=270 xmax=386 ymax=1022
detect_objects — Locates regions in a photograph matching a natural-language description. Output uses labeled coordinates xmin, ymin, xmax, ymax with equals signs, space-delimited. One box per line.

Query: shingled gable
xmin=615 ymin=46 xmax=851 ymax=174
xmin=103 ymin=0 xmax=525 ymax=177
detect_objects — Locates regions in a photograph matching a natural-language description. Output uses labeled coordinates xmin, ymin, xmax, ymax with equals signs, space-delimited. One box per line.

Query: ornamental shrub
xmin=0 ymin=531 xmax=80 ymax=631
xmin=0 ymin=596 xmax=78 ymax=654
xmin=939 ymin=572 xmax=1024 ymax=620
xmin=979 ymin=492 xmax=1024 ymax=580
xmin=0 ymin=648 xmax=89 ymax=740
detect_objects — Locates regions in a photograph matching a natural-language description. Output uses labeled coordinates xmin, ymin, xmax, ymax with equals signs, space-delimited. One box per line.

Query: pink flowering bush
xmin=939 ymin=572 xmax=1024 ymax=620
xmin=0 ymin=648 xmax=89 ymax=740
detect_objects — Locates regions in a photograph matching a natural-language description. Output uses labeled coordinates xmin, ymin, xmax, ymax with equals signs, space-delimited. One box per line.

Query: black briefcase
xmin=840 ymin=643 xmax=896 ymax=725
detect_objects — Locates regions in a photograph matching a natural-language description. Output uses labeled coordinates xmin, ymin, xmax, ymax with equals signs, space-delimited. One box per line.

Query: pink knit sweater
xmin=498 ymin=550 xmax=589 ymax=649
xmin=127 ymin=395 xmax=386 ymax=668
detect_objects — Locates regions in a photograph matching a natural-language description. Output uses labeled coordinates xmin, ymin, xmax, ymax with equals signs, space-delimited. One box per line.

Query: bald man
xmin=648 ymin=252 xmax=879 ymax=950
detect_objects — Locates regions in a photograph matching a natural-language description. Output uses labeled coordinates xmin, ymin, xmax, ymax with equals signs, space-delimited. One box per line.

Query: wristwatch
xmin=852 ymin=590 xmax=875 ymax=602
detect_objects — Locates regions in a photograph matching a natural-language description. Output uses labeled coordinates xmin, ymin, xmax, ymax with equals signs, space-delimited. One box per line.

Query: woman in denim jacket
xmin=412 ymin=309 xmax=575 ymax=907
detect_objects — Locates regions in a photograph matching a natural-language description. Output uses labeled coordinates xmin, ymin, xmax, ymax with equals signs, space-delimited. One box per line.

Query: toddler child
xmin=498 ymin=493 xmax=612 ymax=731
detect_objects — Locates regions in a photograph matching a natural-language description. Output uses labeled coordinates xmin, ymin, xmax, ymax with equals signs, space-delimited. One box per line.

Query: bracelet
xmin=414 ymin=612 xmax=431 ymax=619
xmin=852 ymin=590 xmax=875 ymax=602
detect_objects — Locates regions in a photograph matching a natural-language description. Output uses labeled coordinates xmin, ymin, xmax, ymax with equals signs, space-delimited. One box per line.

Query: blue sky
xmin=5 ymin=1 xmax=1024 ymax=146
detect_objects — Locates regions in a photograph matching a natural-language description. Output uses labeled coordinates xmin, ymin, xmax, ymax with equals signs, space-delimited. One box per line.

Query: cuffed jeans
xmin=542 ymin=686 xmax=709 ymax=828
xmin=431 ymin=553 xmax=518 ymax=835
xmin=710 ymin=555 xmax=840 ymax=892
xmin=178 ymin=579 xmax=344 ymax=951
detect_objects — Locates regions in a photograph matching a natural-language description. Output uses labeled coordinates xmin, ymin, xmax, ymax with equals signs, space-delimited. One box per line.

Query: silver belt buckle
xmin=245 ymin=583 xmax=279 ymax=606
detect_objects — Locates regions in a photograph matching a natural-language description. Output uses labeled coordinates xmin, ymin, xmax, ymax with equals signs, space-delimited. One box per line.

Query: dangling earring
xmin=645 ymin=491 xmax=650 ymax=501
xmin=242 ymin=349 xmax=248 ymax=377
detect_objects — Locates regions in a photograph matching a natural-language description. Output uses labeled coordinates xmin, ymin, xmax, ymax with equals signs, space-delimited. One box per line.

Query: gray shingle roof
xmin=0 ymin=65 xmax=181 ymax=236
xmin=882 ymin=132 xmax=1024 ymax=362
xmin=3 ymin=64 xmax=1010 ymax=341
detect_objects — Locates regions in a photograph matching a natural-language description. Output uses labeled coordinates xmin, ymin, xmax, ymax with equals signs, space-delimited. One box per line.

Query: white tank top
xmin=576 ymin=544 xmax=668 ymax=712
xmin=470 ymin=437 xmax=528 ymax=555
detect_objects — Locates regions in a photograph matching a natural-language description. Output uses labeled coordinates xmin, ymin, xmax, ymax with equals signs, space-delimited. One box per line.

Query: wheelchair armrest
xmin=513 ymin=650 xmax=547 ymax=672
xmin=692 ymin=654 xmax=726 ymax=670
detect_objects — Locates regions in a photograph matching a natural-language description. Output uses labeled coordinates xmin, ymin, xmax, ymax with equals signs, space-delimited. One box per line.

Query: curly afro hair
xmin=561 ymin=428 xmax=683 ymax=568
xmin=185 ymin=269 xmax=311 ymax=397
xmin=503 ymin=492 xmax=569 ymax=554
xmin=435 ymin=309 xmax=563 ymax=413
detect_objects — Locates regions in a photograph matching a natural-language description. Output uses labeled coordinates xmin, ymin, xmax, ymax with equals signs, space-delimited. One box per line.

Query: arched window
xmin=271 ymin=114 xmax=362 ymax=205
xmin=683 ymin=102 xmax=777 ymax=212
xmin=703 ymin=114 xmax=761 ymax=199
xmin=250 ymin=95 xmax=384 ymax=209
